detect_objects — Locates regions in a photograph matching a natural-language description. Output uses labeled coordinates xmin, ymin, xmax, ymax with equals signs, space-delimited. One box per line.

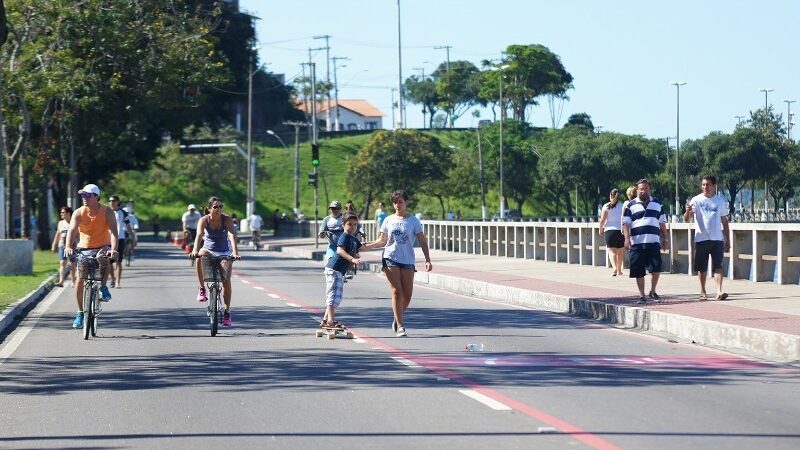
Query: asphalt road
xmin=0 ymin=242 xmax=798 ymax=450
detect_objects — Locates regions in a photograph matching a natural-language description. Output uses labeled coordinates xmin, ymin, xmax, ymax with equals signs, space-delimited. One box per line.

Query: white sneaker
xmin=396 ymin=326 xmax=407 ymax=337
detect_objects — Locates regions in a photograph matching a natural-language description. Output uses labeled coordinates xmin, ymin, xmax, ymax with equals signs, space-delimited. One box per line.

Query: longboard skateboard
xmin=315 ymin=327 xmax=354 ymax=339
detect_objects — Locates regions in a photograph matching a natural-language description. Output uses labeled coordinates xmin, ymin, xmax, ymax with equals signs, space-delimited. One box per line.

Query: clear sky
xmin=242 ymin=0 xmax=799 ymax=140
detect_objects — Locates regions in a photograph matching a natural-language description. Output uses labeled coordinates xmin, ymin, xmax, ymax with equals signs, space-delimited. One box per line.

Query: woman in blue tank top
xmin=190 ymin=197 xmax=241 ymax=327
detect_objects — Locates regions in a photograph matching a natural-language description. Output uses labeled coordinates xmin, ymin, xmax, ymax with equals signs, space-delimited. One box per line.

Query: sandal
xmin=716 ymin=293 xmax=729 ymax=301
xmin=699 ymin=293 xmax=708 ymax=301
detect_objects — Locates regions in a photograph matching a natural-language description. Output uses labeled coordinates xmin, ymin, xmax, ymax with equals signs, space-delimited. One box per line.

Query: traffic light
xmin=307 ymin=172 xmax=318 ymax=187
xmin=311 ymin=143 xmax=320 ymax=167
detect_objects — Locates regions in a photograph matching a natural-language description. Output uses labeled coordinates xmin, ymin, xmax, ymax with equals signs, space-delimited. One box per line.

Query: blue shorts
xmin=382 ymin=258 xmax=415 ymax=272
xmin=58 ymin=246 xmax=68 ymax=262
xmin=629 ymin=245 xmax=662 ymax=278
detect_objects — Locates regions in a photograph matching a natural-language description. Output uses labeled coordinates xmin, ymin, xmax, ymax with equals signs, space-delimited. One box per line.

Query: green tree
xmin=403 ymin=74 xmax=439 ymax=128
xmin=347 ymin=130 xmax=449 ymax=211
xmin=433 ymin=60 xmax=480 ymax=127
xmin=492 ymin=44 xmax=573 ymax=123
xmin=564 ymin=112 xmax=594 ymax=132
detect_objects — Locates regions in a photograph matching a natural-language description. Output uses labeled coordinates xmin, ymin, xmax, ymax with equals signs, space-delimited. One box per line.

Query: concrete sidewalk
xmin=262 ymin=237 xmax=800 ymax=363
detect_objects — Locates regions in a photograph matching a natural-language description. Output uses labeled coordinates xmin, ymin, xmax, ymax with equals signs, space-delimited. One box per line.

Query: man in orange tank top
xmin=64 ymin=184 xmax=119 ymax=329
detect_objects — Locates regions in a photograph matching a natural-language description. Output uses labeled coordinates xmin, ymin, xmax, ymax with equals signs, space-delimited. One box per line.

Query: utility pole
xmin=784 ymin=100 xmax=795 ymax=141
xmin=313 ymin=35 xmax=332 ymax=131
xmin=734 ymin=115 xmax=746 ymax=126
xmin=390 ymin=88 xmax=397 ymax=129
xmin=246 ymin=54 xmax=254 ymax=218
xmin=284 ymin=121 xmax=309 ymax=212
xmin=331 ymin=56 xmax=348 ymax=132
xmin=311 ymin=62 xmax=320 ymax=248
xmin=434 ymin=45 xmax=453 ymax=127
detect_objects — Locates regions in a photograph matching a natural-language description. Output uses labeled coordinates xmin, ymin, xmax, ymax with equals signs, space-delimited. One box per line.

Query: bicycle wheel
xmin=90 ymin=287 xmax=99 ymax=337
xmin=209 ymin=284 xmax=219 ymax=336
xmin=83 ymin=283 xmax=93 ymax=340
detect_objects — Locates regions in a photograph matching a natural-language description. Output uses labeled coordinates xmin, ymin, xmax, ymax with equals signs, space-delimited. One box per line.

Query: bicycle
xmin=198 ymin=255 xmax=235 ymax=336
xmin=76 ymin=251 xmax=110 ymax=340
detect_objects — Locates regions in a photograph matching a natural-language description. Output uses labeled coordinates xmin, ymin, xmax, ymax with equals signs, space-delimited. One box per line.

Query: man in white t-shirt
xmin=182 ymin=204 xmax=201 ymax=246
xmin=684 ymin=175 xmax=730 ymax=301
xmin=319 ymin=201 xmax=344 ymax=260
xmin=248 ymin=211 xmax=264 ymax=250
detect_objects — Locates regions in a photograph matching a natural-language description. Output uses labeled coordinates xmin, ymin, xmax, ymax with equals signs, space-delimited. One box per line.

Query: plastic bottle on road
xmin=465 ymin=343 xmax=484 ymax=352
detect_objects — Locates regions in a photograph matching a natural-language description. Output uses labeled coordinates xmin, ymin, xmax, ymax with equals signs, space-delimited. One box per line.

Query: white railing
xmin=309 ymin=220 xmax=800 ymax=285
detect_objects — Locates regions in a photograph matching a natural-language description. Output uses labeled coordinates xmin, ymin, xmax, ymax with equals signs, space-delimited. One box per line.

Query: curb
xmin=0 ymin=272 xmax=58 ymax=337
xmin=264 ymin=243 xmax=800 ymax=362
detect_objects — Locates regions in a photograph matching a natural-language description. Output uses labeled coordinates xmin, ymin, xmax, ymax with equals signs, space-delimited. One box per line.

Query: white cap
xmin=122 ymin=207 xmax=131 ymax=213
xmin=78 ymin=184 xmax=100 ymax=196
xmin=188 ymin=204 xmax=196 ymax=210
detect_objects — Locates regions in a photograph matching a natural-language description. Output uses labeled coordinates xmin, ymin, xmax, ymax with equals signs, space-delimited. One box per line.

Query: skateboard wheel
xmin=315 ymin=330 xmax=324 ymax=337
xmin=327 ymin=333 xmax=336 ymax=340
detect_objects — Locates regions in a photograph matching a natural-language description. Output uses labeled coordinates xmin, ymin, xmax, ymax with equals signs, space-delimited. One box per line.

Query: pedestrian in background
xmin=51 ymin=206 xmax=77 ymax=287
xmin=599 ymin=189 xmax=624 ymax=276
xmin=684 ymin=175 xmax=730 ymax=301
xmin=622 ymin=178 xmax=670 ymax=304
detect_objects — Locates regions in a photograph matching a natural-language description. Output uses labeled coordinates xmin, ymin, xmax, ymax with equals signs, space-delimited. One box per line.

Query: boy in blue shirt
xmin=321 ymin=213 xmax=379 ymax=329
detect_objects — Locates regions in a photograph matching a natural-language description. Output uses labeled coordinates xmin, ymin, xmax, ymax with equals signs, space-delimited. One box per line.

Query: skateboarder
xmin=320 ymin=213 xmax=380 ymax=330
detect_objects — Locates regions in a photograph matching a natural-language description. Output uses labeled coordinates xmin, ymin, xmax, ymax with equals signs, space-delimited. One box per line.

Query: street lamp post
xmin=396 ymin=0 xmax=404 ymax=128
xmin=247 ymin=55 xmax=255 ymax=218
xmin=476 ymin=131 xmax=488 ymax=220
xmin=671 ymin=81 xmax=686 ymax=219
xmin=492 ymin=64 xmax=510 ymax=219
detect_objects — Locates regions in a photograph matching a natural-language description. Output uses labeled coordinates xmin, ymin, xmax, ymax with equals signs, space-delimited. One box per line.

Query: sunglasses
xmin=108 ymin=199 xmax=118 ymax=202
xmin=80 ymin=193 xmax=95 ymax=199
xmin=211 ymin=204 xmax=224 ymax=209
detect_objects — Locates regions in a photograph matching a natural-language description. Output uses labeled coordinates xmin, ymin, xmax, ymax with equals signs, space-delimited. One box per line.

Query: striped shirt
xmin=622 ymin=196 xmax=666 ymax=247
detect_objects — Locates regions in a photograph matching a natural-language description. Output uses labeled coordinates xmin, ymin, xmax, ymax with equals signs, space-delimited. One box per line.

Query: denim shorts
xmin=382 ymin=258 xmax=416 ymax=272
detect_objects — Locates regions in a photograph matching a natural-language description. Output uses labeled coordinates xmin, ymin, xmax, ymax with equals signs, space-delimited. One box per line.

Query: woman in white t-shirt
xmin=598 ymin=189 xmax=624 ymax=276
xmin=370 ymin=190 xmax=432 ymax=337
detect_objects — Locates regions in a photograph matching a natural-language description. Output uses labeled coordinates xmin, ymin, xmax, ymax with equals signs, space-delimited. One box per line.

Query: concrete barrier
xmin=0 ymin=240 xmax=34 ymax=275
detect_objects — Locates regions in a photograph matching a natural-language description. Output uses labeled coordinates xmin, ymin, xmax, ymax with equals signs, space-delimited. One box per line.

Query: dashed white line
xmin=458 ymin=389 xmax=512 ymax=410
xmin=353 ymin=338 xmax=366 ymax=344
xmin=436 ymin=376 xmax=450 ymax=381
xmin=285 ymin=303 xmax=300 ymax=308
xmin=253 ymin=286 xmax=265 ymax=291
xmin=240 ymin=280 xmax=252 ymax=285
xmin=267 ymin=293 xmax=280 ymax=299
xmin=391 ymin=356 xmax=422 ymax=368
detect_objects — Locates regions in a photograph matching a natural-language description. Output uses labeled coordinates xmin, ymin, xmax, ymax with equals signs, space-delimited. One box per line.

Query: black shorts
xmin=695 ymin=240 xmax=724 ymax=272
xmin=629 ymin=244 xmax=662 ymax=278
xmin=117 ymin=239 xmax=127 ymax=256
xmin=604 ymin=230 xmax=624 ymax=249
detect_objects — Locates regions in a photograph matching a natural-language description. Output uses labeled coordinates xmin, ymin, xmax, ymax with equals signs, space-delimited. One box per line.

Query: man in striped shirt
xmin=622 ymin=178 xmax=670 ymax=304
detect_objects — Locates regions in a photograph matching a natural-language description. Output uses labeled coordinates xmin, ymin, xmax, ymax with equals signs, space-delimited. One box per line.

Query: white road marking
xmin=353 ymin=338 xmax=366 ymax=344
xmin=458 ymin=389 xmax=512 ymax=410
xmin=267 ymin=293 xmax=280 ymax=299
xmin=253 ymin=286 xmax=265 ymax=291
xmin=0 ymin=289 xmax=61 ymax=367
xmin=372 ymin=347 xmax=384 ymax=350
xmin=285 ymin=303 xmax=300 ymax=308
xmin=391 ymin=356 xmax=422 ymax=368
xmin=240 ymin=280 xmax=252 ymax=284
xmin=485 ymin=359 xmax=497 ymax=365
xmin=436 ymin=376 xmax=450 ymax=381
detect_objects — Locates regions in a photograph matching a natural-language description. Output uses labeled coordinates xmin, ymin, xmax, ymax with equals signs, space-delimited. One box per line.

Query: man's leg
xmin=714 ymin=269 xmax=725 ymax=297
xmin=650 ymin=272 xmax=660 ymax=294
xmin=698 ymin=271 xmax=708 ymax=298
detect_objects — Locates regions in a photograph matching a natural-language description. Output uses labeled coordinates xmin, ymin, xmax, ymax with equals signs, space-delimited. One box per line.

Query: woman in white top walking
xmin=599 ymin=188 xmax=625 ymax=276
xmin=370 ymin=190 xmax=432 ymax=337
